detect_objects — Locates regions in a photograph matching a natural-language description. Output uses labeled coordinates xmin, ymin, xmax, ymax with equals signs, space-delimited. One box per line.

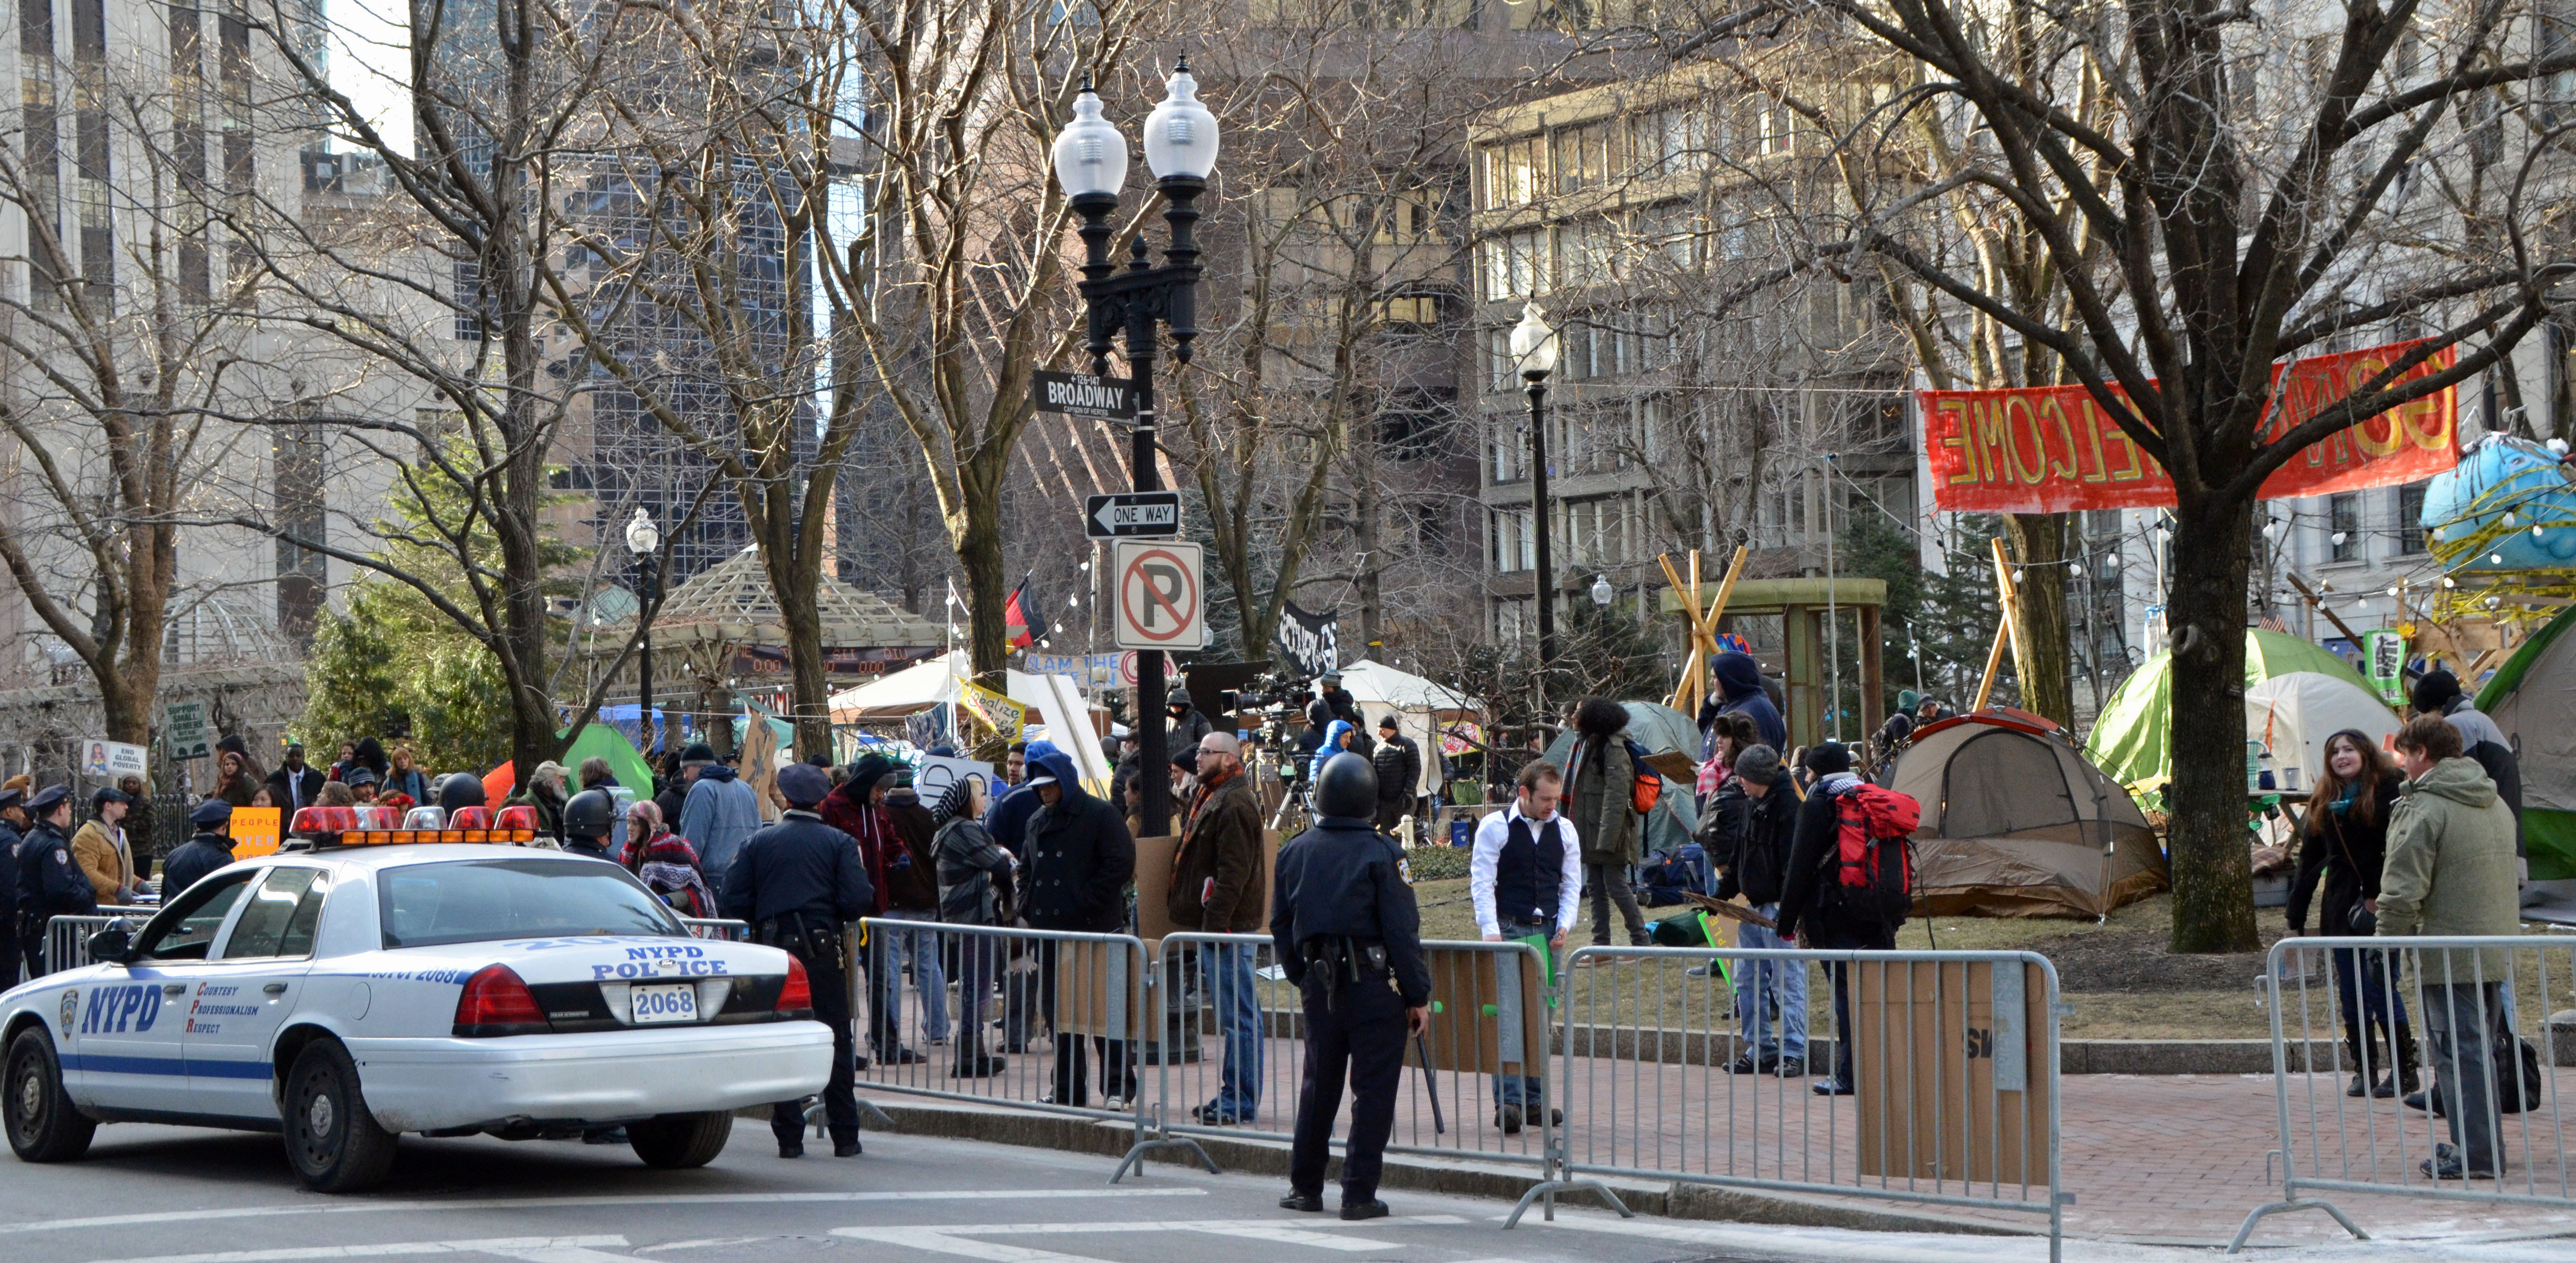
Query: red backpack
xmin=1826 ymin=782 xmax=1920 ymax=923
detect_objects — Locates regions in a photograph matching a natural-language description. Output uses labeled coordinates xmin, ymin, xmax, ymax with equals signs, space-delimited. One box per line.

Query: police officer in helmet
xmin=722 ymin=762 xmax=873 ymax=1158
xmin=160 ymin=799 xmax=240 ymax=897
xmin=1271 ymin=752 xmax=1431 ymax=1221
xmin=561 ymin=789 xmax=618 ymax=861
xmin=14 ymin=785 xmax=94 ymax=978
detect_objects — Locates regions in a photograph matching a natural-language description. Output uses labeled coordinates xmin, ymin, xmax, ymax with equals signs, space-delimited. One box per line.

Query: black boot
xmin=2344 ymin=1040 xmax=2370 ymax=1098
xmin=2393 ymin=1031 xmax=2422 ymax=1096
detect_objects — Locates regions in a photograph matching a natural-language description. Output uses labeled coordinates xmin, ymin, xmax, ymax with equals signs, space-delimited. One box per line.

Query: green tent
xmin=2476 ymin=606 xmax=2576 ymax=880
xmin=563 ymin=722 xmax=656 ymax=796
xmin=2085 ymin=629 xmax=2373 ymax=791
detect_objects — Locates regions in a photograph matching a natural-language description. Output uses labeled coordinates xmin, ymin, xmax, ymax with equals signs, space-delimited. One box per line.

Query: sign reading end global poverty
xmin=1918 ymin=339 xmax=2459 ymax=512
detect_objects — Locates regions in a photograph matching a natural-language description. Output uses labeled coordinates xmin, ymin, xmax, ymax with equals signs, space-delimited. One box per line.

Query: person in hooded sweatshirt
xmin=1308 ymin=719 xmax=1360 ymax=786
xmin=680 ymin=747 xmax=764 ymax=905
xmin=1017 ymin=748 xmax=1139 ymax=1108
xmin=1700 ymin=650 xmax=1786 ymax=754
xmin=983 ymin=738 xmax=1061 ymax=857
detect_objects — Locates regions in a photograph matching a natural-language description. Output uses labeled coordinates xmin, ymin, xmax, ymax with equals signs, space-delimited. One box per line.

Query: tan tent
xmin=1885 ymin=712 xmax=2167 ymax=918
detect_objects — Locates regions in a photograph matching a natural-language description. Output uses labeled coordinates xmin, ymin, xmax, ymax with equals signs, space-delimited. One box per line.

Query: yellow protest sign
xmin=229 ymin=807 xmax=282 ymax=860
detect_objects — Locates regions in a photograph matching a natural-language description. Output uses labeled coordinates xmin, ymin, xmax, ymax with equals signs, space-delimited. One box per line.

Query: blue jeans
xmin=2328 ymin=944 xmax=2408 ymax=1059
xmin=872 ymin=909 xmax=949 ymax=1048
xmin=1733 ymin=909 xmax=1808 ymax=1061
xmin=1199 ymin=944 xmax=1262 ymax=1121
xmin=1491 ymin=921 xmax=1552 ymax=1108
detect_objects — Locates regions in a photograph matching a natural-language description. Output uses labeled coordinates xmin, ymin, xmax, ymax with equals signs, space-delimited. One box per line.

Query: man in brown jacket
xmin=1170 ymin=732 xmax=1268 ymax=1124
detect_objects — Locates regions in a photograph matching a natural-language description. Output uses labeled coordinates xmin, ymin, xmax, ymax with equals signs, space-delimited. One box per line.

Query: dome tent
xmin=1890 ymin=712 xmax=2167 ymax=918
xmin=2476 ymin=604 xmax=2576 ymax=882
xmin=2085 ymin=629 xmax=2375 ymax=791
xmin=2241 ymin=672 xmax=2400 ymax=796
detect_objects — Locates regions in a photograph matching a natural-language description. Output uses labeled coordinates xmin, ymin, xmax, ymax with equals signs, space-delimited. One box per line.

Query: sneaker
xmin=1103 ymin=1095 xmax=1128 ymax=1111
xmin=1774 ymin=1057 xmax=1807 ymax=1078
xmin=1812 ymin=1077 xmax=1854 ymax=1097
xmin=1495 ymin=1105 xmax=1525 ymax=1134
xmin=1686 ymin=963 xmax=1714 ymax=978
xmin=1724 ymin=1052 xmax=1764 ymax=1075
xmin=1190 ymin=1104 xmax=1248 ymax=1126
xmin=2420 ymin=1143 xmax=2499 ymax=1180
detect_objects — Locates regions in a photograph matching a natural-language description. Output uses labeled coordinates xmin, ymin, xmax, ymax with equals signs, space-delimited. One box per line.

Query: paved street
xmin=5 ymin=1117 xmax=2573 ymax=1263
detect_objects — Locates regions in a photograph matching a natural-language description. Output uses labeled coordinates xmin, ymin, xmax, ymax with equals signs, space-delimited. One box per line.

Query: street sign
xmin=1113 ymin=540 xmax=1206 ymax=651
xmin=1086 ymin=491 xmax=1182 ymax=539
xmin=1032 ymin=371 xmax=1138 ymax=423
xmin=81 ymin=739 xmax=148 ymax=780
xmin=163 ymin=701 xmax=210 ymax=761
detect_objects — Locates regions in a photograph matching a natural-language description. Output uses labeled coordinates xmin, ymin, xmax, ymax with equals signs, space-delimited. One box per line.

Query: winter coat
xmin=1700 ymin=651 xmax=1786 ymax=752
xmin=1709 ymin=778 xmax=1799 ymax=907
xmin=382 ymin=768 xmax=431 ymax=805
xmin=981 ymin=740 xmax=1058 ymax=857
xmin=159 ymin=832 xmax=235 ymax=899
xmin=1018 ymin=750 xmax=1136 ymax=932
xmin=818 ymin=758 xmax=898 ymax=916
xmin=679 ymin=765 xmax=764 ymax=901
xmin=935 ymin=816 xmax=1015 ymax=926
xmin=1168 ymin=766 xmax=1265 ymax=933
xmin=1371 ymin=734 xmax=1423 ymax=805
xmin=1308 ymin=720 xmax=1359 ymax=784
xmin=2377 ymin=756 xmax=2522 ymax=982
xmin=2287 ymin=776 xmax=2402 ymax=937
xmin=882 ymin=788 xmax=942 ymax=912
xmin=1168 ymin=707 xmax=1215 ymax=750
xmin=1775 ymin=772 xmax=1898 ymax=948
xmin=70 ymin=820 xmax=134 ymax=904
xmin=2441 ymin=697 xmax=2525 ymax=847
xmin=1565 ymin=734 xmax=1641 ymax=866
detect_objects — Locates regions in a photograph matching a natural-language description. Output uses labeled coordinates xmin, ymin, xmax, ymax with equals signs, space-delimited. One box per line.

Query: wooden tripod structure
xmin=1658 ymin=545 xmax=1749 ymax=719
xmin=1972 ymin=536 xmax=2024 ymax=713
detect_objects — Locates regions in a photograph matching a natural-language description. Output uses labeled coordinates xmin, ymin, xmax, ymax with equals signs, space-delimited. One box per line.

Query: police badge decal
xmin=59 ymin=988 xmax=78 ymax=1034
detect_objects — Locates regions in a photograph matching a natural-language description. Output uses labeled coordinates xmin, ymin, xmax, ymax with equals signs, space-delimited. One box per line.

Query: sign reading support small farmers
xmin=163 ymin=701 xmax=210 ymax=761
xmin=1918 ymin=338 xmax=2459 ymax=512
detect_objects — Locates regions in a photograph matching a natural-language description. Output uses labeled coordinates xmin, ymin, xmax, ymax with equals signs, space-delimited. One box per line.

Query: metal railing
xmin=36 ymin=914 xmax=132 ymax=978
xmin=1150 ymin=933 xmax=1559 ymax=1171
xmin=2229 ymin=934 xmax=2574 ymax=1250
xmin=1516 ymin=944 xmax=2067 ymax=1259
xmin=849 ymin=918 xmax=1209 ymax=1180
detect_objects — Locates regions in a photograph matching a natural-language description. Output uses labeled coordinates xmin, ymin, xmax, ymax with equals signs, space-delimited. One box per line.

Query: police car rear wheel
xmin=283 ymin=1039 xmax=398 ymax=1192
xmin=627 ymin=1110 xmax=733 ymax=1169
xmin=5 ymin=1029 xmax=95 ymax=1162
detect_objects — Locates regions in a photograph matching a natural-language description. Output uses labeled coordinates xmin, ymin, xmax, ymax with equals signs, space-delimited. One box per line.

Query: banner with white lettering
xmin=1274 ymin=601 xmax=1339 ymax=680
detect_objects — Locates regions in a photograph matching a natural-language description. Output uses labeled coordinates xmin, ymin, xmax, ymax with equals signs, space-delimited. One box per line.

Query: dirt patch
xmin=2028 ymin=926 xmax=2287 ymax=993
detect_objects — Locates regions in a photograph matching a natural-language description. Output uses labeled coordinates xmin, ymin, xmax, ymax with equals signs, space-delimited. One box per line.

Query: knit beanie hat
xmin=1734 ymin=744 xmax=1783 ymax=786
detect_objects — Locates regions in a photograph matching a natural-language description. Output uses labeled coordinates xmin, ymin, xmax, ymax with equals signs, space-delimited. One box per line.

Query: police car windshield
xmin=378 ymin=858 xmax=684 ymax=948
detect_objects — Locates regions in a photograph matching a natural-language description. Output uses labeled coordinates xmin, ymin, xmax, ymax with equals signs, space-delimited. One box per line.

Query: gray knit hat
xmin=1733 ymin=744 xmax=1783 ymax=786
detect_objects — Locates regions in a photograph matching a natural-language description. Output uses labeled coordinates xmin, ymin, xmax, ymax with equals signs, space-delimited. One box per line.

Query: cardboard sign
xmin=1852 ymin=957 xmax=2053 ymax=1185
xmin=912 ymin=756 xmax=996 ymax=805
xmin=1131 ymin=828 xmax=1280 ymax=945
xmin=1919 ymin=338 xmax=2457 ymax=512
xmin=1420 ymin=944 xmax=1549 ymax=1076
xmin=228 ymin=807 xmax=283 ymax=861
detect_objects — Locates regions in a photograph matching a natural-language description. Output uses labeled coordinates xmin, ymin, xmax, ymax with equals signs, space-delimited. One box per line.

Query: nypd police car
xmin=0 ymin=810 xmax=831 ymax=1191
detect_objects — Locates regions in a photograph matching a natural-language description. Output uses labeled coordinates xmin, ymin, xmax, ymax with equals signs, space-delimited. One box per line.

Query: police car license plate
xmin=630 ymin=983 xmax=699 ymax=1024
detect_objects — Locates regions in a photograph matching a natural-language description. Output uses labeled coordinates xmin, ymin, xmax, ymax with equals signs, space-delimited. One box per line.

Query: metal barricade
xmin=1515 ymin=944 xmax=2066 ymax=1259
xmin=677 ymin=916 xmax=751 ymax=942
xmin=2230 ymin=934 xmax=2575 ymax=1250
xmin=39 ymin=914 xmax=134 ymax=976
xmin=851 ymin=919 xmax=1206 ymax=1180
xmin=1152 ymin=934 xmax=1558 ymax=1172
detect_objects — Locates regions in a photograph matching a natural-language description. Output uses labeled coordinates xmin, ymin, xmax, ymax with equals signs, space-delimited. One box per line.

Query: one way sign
xmin=1086 ymin=491 xmax=1182 ymax=539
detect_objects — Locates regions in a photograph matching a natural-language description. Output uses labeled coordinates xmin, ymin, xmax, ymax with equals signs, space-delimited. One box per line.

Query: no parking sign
xmin=1112 ymin=540 xmax=1206 ymax=651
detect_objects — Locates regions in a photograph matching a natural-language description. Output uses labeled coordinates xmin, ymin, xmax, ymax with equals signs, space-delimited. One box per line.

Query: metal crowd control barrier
xmin=2230 ymin=934 xmax=2574 ymax=1250
xmin=1514 ymin=945 xmax=2066 ymax=1259
xmin=677 ymin=916 xmax=751 ymax=942
xmin=851 ymin=919 xmax=1210 ymax=1180
xmin=1151 ymin=933 xmax=1560 ymax=1172
xmin=39 ymin=914 xmax=131 ymax=976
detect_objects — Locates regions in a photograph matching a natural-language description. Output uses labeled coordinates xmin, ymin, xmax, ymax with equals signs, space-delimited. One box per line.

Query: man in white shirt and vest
xmin=1471 ymin=760 xmax=1583 ymax=1134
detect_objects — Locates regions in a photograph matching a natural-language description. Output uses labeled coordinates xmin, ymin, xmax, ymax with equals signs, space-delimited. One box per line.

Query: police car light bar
xmin=287 ymin=804 xmax=543 ymax=849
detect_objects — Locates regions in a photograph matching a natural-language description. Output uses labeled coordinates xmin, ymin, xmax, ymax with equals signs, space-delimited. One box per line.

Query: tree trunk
xmin=956 ymin=468 xmax=1009 ymax=691
xmin=776 ymin=554 xmax=833 ymax=760
xmin=2163 ymin=498 xmax=2261 ymax=954
xmin=2004 ymin=512 xmax=2075 ymax=726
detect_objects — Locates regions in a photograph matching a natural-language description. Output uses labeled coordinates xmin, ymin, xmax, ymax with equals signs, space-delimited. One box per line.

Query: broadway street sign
xmin=1032 ymin=371 xmax=1137 ymax=423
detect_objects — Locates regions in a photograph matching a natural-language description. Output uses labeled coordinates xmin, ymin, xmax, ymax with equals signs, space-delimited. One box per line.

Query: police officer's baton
xmin=1414 ymin=1032 xmax=1443 ymax=1135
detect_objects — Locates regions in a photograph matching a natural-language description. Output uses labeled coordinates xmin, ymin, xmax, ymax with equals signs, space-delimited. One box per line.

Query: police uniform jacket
xmin=1269 ymin=814 xmax=1431 ymax=1005
xmin=719 ymin=810 xmax=873 ymax=927
xmin=0 ymin=821 xmax=18 ymax=927
xmin=17 ymin=821 xmax=98 ymax=919
xmin=159 ymin=833 xmax=236 ymax=899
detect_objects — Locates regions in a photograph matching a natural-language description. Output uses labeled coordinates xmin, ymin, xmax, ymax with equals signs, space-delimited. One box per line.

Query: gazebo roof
xmin=624 ymin=545 xmax=945 ymax=648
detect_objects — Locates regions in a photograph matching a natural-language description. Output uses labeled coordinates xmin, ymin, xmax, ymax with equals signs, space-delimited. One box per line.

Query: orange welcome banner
xmin=1918 ymin=339 xmax=2459 ymax=512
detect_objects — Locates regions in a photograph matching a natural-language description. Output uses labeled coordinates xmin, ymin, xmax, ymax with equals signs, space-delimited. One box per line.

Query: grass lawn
xmin=1406 ymin=864 xmax=2569 ymax=1042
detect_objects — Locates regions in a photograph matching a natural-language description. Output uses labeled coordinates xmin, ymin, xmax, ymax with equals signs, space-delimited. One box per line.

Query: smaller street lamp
xmin=625 ymin=507 xmax=661 ymax=762
xmin=1590 ymin=575 xmax=1614 ymax=607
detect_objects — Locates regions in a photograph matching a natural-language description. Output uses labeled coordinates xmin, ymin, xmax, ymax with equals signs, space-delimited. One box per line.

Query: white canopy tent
xmin=827 ymin=652 xmax=1111 ymax=789
xmin=1330 ymin=659 xmax=1482 ymax=797
xmin=2242 ymin=670 xmax=2400 ymax=795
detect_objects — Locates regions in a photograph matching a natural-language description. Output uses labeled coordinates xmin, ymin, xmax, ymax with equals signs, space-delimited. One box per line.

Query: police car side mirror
xmin=85 ymin=920 xmax=136 ymax=965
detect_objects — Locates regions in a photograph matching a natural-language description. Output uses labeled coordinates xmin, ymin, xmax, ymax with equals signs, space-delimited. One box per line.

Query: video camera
xmin=1221 ymin=668 xmax=1312 ymax=714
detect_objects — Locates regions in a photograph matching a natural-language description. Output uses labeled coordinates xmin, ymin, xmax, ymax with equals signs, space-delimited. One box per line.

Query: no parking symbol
xmin=1113 ymin=540 xmax=1205 ymax=651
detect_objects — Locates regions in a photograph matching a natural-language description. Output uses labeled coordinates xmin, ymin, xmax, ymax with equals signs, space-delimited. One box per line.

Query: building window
xmin=1552 ymin=122 xmax=1611 ymax=194
xmin=2329 ymin=494 xmax=2360 ymax=562
xmin=2398 ymin=482 xmax=2428 ymax=554
xmin=1479 ymin=226 xmax=1549 ymax=299
xmin=1483 ymin=136 xmax=1542 ymax=207
xmin=20 ymin=0 xmax=61 ymax=307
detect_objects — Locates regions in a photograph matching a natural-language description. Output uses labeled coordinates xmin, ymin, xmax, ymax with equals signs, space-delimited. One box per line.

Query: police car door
xmin=184 ymin=864 xmax=328 ymax=1118
xmin=66 ymin=868 xmax=259 ymax=1117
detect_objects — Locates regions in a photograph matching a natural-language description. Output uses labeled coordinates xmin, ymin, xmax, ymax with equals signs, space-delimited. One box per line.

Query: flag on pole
xmin=1003 ymin=575 xmax=1037 ymax=649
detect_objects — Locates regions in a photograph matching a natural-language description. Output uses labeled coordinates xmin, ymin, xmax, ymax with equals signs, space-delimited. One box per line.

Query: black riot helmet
xmin=562 ymin=788 xmax=616 ymax=841
xmin=438 ymin=773 xmax=488 ymax=815
xmin=1313 ymin=752 xmax=1379 ymax=820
